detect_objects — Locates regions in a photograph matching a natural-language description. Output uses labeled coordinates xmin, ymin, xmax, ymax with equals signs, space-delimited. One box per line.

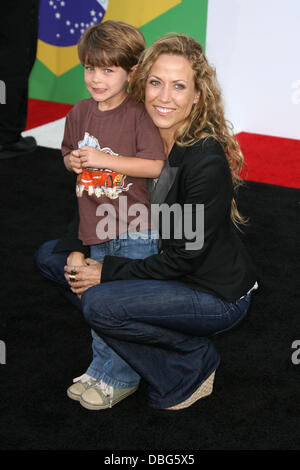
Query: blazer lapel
xmin=148 ymin=144 xmax=186 ymax=204
xmin=148 ymin=161 xmax=177 ymax=204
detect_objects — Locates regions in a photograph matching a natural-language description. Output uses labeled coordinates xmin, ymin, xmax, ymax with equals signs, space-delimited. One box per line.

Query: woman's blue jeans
xmin=80 ymin=280 xmax=253 ymax=408
xmin=35 ymin=238 xmax=253 ymax=409
xmin=34 ymin=232 xmax=158 ymax=389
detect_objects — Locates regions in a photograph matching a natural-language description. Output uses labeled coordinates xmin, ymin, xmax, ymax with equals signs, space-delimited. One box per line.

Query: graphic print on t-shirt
xmin=76 ymin=132 xmax=132 ymax=200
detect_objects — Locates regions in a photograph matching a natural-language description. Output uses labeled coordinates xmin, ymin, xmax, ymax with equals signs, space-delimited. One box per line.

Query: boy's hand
xmin=69 ymin=150 xmax=83 ymax=174
xmin=79 ymin=146 xmax=107 ymax=169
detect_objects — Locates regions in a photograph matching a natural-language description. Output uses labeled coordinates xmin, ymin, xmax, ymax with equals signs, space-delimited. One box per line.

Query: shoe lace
xmin=73 ymin=373 xmax=96 ymax=385
xmin=95 ymin=380 xmax=114 ymax=407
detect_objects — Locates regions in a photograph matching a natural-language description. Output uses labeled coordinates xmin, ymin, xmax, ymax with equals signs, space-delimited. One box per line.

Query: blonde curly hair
xmin=130 ymin=34 xmax=246 ymax=227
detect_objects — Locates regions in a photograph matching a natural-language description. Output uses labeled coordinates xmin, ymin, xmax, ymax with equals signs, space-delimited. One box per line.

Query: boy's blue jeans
xmin=35 ymin=231 xmax=158 ymax=389
xmin=87 ymin=231 xmax=158 ymax=387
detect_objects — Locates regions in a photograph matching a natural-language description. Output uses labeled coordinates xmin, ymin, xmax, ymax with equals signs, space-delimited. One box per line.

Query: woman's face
xmin=145 ymin=54 xmax=200 ymax=140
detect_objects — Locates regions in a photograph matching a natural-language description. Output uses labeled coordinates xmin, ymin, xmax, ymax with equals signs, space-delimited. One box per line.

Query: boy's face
xmin=84 ymin=64 xmax=130 ymax=111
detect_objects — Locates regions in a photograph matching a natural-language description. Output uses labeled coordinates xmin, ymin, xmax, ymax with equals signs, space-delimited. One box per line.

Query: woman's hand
xmin=67 ymin=251 xmax=86 ymax=268
xmin=65 ymin=251 xmax=87 ymax=299
xmin=64 ymin=258 xmax=102 ymax=297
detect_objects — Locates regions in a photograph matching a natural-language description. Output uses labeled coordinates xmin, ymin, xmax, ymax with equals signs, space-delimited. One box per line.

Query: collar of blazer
xmin=149 ymin=144 xmax=187 ymax=205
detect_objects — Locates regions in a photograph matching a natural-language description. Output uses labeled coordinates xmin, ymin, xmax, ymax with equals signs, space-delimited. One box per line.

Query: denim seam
xmin=192 ymin=292 xmax=233 ymax=317
xmin=97 ymin=311 xmax=231 ymax=325
xmin=101 ymin=372 xmax=140 ymax=389
xmin=85 ymin=365 xmax=103 ymax=380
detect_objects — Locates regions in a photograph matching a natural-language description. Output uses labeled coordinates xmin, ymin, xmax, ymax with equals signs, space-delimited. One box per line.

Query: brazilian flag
xmin=29 ymin=0 xmax=208 ymax=104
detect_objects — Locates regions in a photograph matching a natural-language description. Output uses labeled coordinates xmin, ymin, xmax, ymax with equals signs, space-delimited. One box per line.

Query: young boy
xmin=61 ymin=21 xmax=166 ymax=410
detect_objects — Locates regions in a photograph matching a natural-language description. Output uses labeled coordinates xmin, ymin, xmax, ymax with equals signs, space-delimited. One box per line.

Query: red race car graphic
xmin=75 ymin=133 xmax=132 ymax=199
xmin=76 ymin=168 xmax=132 ymax=199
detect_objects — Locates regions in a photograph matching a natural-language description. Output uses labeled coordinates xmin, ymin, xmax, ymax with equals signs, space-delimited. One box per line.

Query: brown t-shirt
xmin=61 ymin=96 xmax=166 ymax=245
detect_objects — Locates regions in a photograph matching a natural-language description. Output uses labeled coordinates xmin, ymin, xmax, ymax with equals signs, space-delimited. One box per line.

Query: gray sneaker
xmin=79 ymin=380 xmax=138 ymax=410
xmin=67 ymin=373 xmax=97 ymax=401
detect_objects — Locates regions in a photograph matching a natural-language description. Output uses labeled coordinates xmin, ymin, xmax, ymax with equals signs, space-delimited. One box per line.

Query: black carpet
xmin=0 ymin=146 xmax=299 ymax=451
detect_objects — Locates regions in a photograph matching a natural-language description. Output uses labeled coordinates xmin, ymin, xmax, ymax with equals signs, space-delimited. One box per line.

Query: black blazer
xmin=55 ymin=138 xmax=256 ymax=302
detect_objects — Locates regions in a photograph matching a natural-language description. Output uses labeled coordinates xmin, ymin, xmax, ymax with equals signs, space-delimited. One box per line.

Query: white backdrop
xmin=205 ymin=0 xmax=300 ymax=139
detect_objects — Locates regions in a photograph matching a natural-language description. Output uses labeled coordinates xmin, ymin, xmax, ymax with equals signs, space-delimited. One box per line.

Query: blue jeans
xmin=35 ymin=238 xmax=254 ymax=408
xmin=34 ymin=231 xmax=158 ymax=388
xmin=87 ymin=231 xmax=158 ymax=387
xmin=80 ymin=281 xmax=253 ymax=408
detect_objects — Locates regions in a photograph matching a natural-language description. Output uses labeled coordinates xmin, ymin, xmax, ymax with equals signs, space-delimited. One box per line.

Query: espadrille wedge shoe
xmin=165 ymin=371 xmax=215 ymax=410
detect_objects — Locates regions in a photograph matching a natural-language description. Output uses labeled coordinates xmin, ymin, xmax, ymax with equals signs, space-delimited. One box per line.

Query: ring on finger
xmin=69 ymin=274 xmax=76 ymax=282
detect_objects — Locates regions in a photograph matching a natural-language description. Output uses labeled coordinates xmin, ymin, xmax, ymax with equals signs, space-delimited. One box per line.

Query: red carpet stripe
xmin=25 ymin=98 xmax=73 ymax=130
xmin=237 ymin=132 xmax=300 ymax=189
